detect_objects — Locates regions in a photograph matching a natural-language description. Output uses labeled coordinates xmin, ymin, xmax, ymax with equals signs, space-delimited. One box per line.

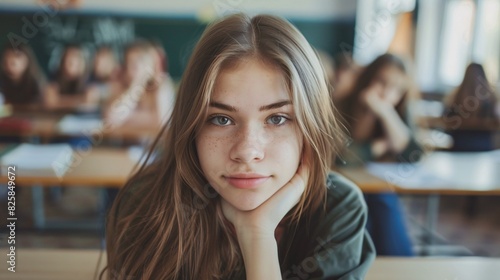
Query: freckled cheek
xmin=267 ymin=131 xmax=302 ymax=163
xmin=197 ymin=132 xmax=232 ymax=160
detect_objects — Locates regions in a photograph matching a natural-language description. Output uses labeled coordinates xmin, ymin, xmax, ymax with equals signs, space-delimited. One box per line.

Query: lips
xmin=224 ymin=173 xmax=270 ymax=189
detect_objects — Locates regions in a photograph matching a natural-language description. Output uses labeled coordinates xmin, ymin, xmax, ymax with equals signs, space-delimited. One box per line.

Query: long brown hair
xmin=55 ymin=44 xmax=89 ymax=95
xmin=339 ymin=53 xmax=415 ymax=139
xmin=102 ymin=13 xmax=346 ymax=280
xmin=444 ymin=63 xmax=499 ymax=120
xmin=0 ymin=43 xmax=45 ymax=105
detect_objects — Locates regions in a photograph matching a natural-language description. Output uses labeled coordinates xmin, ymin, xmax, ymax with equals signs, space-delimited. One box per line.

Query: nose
xmin=229 ymin=124 xmax=265 ymax=163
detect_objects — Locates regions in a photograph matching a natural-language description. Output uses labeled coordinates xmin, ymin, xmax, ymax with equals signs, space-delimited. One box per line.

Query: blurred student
xmin=317 ymin=50 xmax=361 ymax=104
xmin=89 ymin=45 xmax=119 ymax=103
xmin=442 ymin=63 xmax=499 ymax=151
xmin=104 ymin=40 xmax=175 ymax=128
xmin=317 ymin=49 xmax=336 ymax=91
xmin=44 ymin=44 xmax=99 ymax=110
xmin=332 ymin=52 xmax=361 ymax=103
xmin=102 ymin=40 xmax=176 ymax=219
xmin=0 ymin=43 xmax=45 ymax=144
xmin=339 ymin=53 xmax=422 ymax=256
xmin=150 ymin=39 xmax=168 ymax=74
xmin=0 ymin=43 xmax=45 ymax=106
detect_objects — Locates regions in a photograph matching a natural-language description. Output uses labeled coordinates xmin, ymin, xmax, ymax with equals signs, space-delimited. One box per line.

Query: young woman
xmin=339 ymin=53 xmax=422 ymax=256
xmin=442 ymin=63 xmax=499 ymax=151
xmin=103 ymin=40 xmax=175 ymax=128
xmin=332 ymin=52 xmax=361 ymax=104
xmin=89 ymin=45 xmax=120 ymax=104
xmin=90 ymin=45 xmax=119 ymax=85
xmin=102 ymin=14 xmax=375 ymax=279
xmin=44 ymin=44 xmax=98 ymax=109
xmin=0 ymin=43 xmax=45 ymax=106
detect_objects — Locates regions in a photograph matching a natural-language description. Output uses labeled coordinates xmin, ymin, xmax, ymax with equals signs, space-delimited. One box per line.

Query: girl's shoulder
xmin=325 ymin=171 xmax=366 ymax=211
xmin=293 ymin=172 xmax=375 ymax=279
xmin=309 ymin=171 xmax=369 ymax=241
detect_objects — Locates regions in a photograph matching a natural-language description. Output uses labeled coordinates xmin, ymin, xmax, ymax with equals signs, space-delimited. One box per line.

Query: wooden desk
xmin=338 ymin=167 xmax=500 ymax=195
xmin=0 ymin=147 xmax=141 ymax=228
xmin=2 ymin=147 xmax=499 ymax=194
xmin=1 ymin=249 xmax=498 ymax=280
xmin=0 ymin=114 xmax=160 ymax=140
xmin=338 ymin=151 xmax=500 ymax=195
xmin=367 ymin=257 xmax=500 ymax=280
xmin=336 ymin=167 xmax=397 ymax=194
xmin=0 ymin=148 xmax=138 ymax=188
xmin=338 ymin=151 xmax=500 ymax=255
xmin=422 ymin=116 xmax=500 ymax=131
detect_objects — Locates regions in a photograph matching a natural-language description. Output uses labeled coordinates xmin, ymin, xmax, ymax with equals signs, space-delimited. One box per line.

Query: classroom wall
xmin=0 ymin=0 xmax=356 ymax=20
xmin=0 ymin=2 xmax=356 ymax=80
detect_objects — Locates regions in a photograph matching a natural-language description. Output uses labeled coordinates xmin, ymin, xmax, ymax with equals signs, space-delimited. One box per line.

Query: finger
xmin=259 ymin=170 xmax=307 ymax=224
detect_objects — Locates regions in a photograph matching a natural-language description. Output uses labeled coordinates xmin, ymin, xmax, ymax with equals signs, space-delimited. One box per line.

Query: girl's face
xmin=94 ymin=49 xmax=116 ymax=80
xmin=124 ymin=49 xmax=155 ymax=82
xmin=196 ymin=58 xmax=303 ymax=211
xmin=371 ymin=65 xmax=407 ymax=106
xmin=63 ymin=48 xmax=85 ymax=79
xmin=3 ymin=49 xmax=29 ymax=80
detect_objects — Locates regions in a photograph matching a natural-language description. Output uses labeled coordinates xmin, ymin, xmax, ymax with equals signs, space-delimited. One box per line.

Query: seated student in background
xmin=0 ymin=43 xmax=45 ymax=106
xmin=104 ymin=40 xmax=175 ymax=128
xmin=317 ymin=50 xmax=361 ymax=108
xmin=44 ymin=44 xmax=99 ymax=110
xmin=102 ymin=40 xmax=175 ymax=218
xmin=442 ymin=63 xmax=499 ymax=151
xmin=89 ymin=45 xmax=120 ymax=104
xmin=338 ymin=53 xmax=423 ymax=256
xmin=316 ymin=49 xmax=336 ymax=94
xmin=150 ymin=39 xmax=168 ymax=74
xmin=332 ymin=52 xmax=361 ymax=104
xmin=102 ymin=14 xmax=375 ymax=280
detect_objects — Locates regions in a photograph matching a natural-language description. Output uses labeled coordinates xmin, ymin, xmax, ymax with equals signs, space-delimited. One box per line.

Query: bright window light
xmin=439 ymin=0 xmax=475 ymax=87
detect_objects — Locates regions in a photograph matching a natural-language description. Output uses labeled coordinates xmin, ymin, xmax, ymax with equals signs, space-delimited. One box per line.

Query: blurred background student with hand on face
xmin=0 ymin=43 xmax=46 ymax=107
xmin=104 ymin=40 xmax=175 ymax=129
xmin=338 ymin=53 xmax=423 ymax=256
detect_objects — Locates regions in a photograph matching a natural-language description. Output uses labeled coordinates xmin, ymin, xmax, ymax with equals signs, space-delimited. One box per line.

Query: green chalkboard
xmin=0 ymin=10 xmax=354 ymax=81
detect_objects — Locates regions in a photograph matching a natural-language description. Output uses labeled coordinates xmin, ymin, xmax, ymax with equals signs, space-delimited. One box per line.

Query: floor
xmin=1 ymin=186 xmax=500 ymax=257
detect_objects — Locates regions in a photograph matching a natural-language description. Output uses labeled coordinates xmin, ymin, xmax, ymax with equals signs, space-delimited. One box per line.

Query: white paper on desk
xmin=367 ymin=151 xmax=500 ymax=190
xmin=366 ymin=162 xmax=453 ymax=189
xmin=0 ymin=143 xmax=74 ymax=178
xmin=423 ymin=151 xmax=500 ymax=190
xmin=128 ymin=146 xmax=155 ymax=166
xmin=58 ymin=115 xmax=103 ymax=135
xmin=487 ymin=149 xmax=500 ymax=163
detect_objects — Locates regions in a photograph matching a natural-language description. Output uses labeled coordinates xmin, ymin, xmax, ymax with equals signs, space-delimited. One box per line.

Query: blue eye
xmin=209 ymin=115 xmax=233 ymax=126
xmin=267 ymin=115 xmax=288 ymax=126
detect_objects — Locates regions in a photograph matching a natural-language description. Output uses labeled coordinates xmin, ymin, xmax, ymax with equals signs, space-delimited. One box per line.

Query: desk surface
xmin=0 ymin=113 xmax=160 ymax=140
xmin=422 ymin=116 xmax=500 ymax=131
xmin=0 ymin=148 xmax=138 ymax=187
xmin=338 ymin=150 xmax=500 ymax=195
xmin=1 ymin=249 xmax=499 ymax=280
xmin=2 ymin=147 xmax=500 ymax=194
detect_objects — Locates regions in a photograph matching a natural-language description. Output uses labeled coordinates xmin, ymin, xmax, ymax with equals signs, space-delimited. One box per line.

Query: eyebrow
xmin=209 ymin=100 xmax=292 ymax=112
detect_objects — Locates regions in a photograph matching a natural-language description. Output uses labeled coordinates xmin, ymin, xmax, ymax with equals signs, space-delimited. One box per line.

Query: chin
xmin=232 ymin=197 xmax=266 ymax=211
xmin=237 ymin=204 xmax=260 ymax=212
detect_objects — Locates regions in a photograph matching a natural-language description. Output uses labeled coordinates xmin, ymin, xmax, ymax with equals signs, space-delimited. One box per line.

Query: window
xmin=438 ymin=0 xmax=475 ymax=87
xmin=416 ymin=0 xmax=500 ymax=93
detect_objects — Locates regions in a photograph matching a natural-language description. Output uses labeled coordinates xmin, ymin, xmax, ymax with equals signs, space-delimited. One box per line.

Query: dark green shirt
xmin=113 ymin=172 xmax=375 ymax=279
xmin=275 ymin=172 xmax=376 ymax=280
